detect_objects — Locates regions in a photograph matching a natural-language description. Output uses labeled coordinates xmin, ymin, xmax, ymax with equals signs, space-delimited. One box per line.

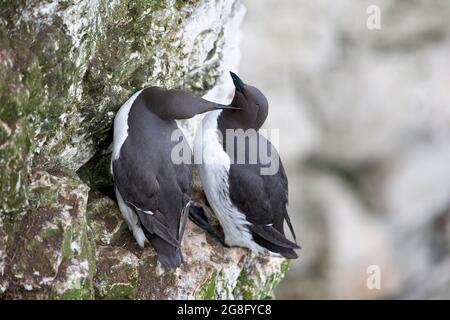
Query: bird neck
xmin=218 ymin=107 xmax=263 ymax=132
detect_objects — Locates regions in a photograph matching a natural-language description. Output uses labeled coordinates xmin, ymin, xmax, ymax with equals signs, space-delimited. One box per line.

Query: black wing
xmin=112 ymin=145 xmax=183 ymax=248
xmin=227 ymin=134 xmax=299 ymax=257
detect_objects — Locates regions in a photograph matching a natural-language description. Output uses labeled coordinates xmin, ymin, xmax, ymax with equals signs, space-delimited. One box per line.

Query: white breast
xmin=111 ymin=89 xmax=143 ymax=172
xmin=194 ymin=110 xmax=265 ymax=253
xmin=110 ymin=90 xmax=147 ymax=247
xmin=114 ymin=186 xmax=147 ymax=248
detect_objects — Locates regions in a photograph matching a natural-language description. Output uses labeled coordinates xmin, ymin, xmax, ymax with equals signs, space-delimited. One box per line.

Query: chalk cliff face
xmin=0 ymin=0 xmax=288 ymax=299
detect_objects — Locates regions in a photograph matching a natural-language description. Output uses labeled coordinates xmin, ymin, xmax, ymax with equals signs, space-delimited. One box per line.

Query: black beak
xmin=230 ymin=71 xmax=245 ymax=93
xmin=216 ymin=104 xmax=241 ymax=110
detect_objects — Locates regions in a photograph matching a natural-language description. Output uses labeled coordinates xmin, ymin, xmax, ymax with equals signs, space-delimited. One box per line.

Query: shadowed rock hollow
xmin=0 ymin=0 xmax=289 ymax=299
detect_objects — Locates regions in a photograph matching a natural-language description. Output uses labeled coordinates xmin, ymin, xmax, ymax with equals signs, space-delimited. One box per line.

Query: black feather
xmin=284 ymin=209 xmax=297 ymax=242
xmin=220 ymin=130 xmax=300 ymax=256
xmin=178 ymin=202 xmax=190 ymax=241
xmin=250 ymin=224 xmax=300 ymax=249
xmin=135 ymin=209 xmax=180 ymax=248
xmin=252 ymin=232 xmax=298 ymax=259
xmin=189 ymin=205 xmax=227 ymax=246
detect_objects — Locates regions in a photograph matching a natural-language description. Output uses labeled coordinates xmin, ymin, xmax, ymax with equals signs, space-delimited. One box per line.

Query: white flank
xmin=111 ymin=89 xmax=156 ymax=248
xmin=115 ymin=186 xmax=147 ymax=248
xmin=194 ymin=110 xmax=266 ymax=253
xmin=111 ymin=89 xmax=143 ymax=169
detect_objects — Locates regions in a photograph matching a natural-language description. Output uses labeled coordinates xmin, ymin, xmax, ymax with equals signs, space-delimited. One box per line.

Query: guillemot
xmin=111 ymin=86 xmax=237 ymax=268
xmin=192 ymin=72 xmax=299 ymax=258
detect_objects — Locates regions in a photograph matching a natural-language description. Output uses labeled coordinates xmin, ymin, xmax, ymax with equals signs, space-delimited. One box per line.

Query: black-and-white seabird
xmin=192 ymin=72 xmax=300 ymax=259
xmin=111 ymin=86 xmax=237 ymax=267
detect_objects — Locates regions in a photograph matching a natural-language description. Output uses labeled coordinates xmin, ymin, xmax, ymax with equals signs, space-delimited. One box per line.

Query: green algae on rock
xmin=0 ymin=169 xmax=95 ymax=299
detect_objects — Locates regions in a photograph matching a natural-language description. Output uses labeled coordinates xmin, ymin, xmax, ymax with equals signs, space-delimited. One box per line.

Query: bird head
xmin=226 ymin=72 xmax=269 ymax=130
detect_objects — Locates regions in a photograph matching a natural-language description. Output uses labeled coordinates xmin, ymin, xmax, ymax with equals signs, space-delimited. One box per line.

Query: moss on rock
xmin=94 ymin=246 xmax=139 ymax=299
xmin=197 ymin=269 xmax=218 ymax=300
xmin=234 ymin=258 xmax=290 ymax=300
xmin=0 ymin=169 xmax=95 ymax=299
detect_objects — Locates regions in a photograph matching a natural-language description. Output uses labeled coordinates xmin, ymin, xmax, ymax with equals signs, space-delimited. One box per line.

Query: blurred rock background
xmin=240 ymin=0 xmax=450 ymax=299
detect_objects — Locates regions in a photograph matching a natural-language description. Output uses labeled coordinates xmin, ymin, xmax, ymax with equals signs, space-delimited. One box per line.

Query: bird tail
xmin=252 ymin=233 xmax=299 ymax=259
xmin=149 ymin=235 xmax=184 ymax=268
xmin=139 ymin=223 xmax=183 ymax=267
xmin=250 ymin=224 xmax=300 ymax=259
xmin=133 ymin=201 xmax=191 ymax=268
